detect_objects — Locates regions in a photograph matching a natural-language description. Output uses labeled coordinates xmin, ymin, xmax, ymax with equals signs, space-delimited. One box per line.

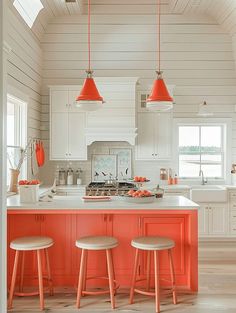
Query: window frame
xmin=173 ymin=118 xmax=232 ymax=184
xmin=13 ymin=0 xmax=44 ymax=28
xmin=7 ymin=94 xmax=27 ymax=186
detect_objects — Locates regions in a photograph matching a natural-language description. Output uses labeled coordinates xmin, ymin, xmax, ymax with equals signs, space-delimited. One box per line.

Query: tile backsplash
xmin=39 ymin=141 xmax=171 ymax=186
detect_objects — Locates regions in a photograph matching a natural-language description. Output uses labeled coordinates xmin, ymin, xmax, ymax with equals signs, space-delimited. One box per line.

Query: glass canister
xmin=160 ymin=168 xmax=168 ymax=181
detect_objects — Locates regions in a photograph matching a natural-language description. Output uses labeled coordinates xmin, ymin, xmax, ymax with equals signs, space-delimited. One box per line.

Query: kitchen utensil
xmin=35 ymin=140 xmax=45 ymax=167
xmin=31 ymin=141 xmax=39 ymax=176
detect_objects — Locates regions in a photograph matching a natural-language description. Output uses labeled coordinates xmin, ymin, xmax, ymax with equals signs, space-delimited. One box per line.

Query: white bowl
xmin=120 ymin=195 xmax=155 ymax=204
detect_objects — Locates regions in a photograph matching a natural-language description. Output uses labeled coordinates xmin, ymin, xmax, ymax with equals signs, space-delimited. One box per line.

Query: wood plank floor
xmin=8 ymin=262 xmax=236 ymax=313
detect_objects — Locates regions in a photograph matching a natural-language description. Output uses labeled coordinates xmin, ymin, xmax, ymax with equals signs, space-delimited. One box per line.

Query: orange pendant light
xmin=76 ymin=0 xmax=104 ymax=111
xmin=146 ymin=0 xmax=173 ymax=111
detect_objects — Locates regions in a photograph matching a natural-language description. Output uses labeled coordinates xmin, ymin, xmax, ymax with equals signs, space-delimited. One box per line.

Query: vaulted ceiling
xmin=9 ymin=0 xmax=236 ymax=40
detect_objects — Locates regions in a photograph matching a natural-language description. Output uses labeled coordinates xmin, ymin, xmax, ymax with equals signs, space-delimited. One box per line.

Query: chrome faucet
xmin=199 ymin=170 xmax=207 ymax=185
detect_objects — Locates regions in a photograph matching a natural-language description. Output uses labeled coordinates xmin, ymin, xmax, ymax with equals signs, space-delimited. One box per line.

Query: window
xmin=174 ymin=120 xmax=230 ymax=180
xmin=7 ymin=95 xmax=27 ymax=186
xmin=13 ymin=0 xmax=43 ymax=28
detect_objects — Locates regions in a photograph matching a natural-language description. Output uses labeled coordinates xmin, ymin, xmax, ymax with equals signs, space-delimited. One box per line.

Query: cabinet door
xmin=40 ymin=215 xmax=72 ymax=279
xmin=107 ymin=215 xmax=139 ymax=285
xmin=198 ymin=204 xmax=209 ymax=237
xmin=136 ymin=113 xmax=155 ymax=160
xmin=68 ymin=112 xmax=87 ymax=160
xmin=209 ymin=204 xmax=228 ymax=236
xmin=51 ymin=112 xmax=68 ymax=159
xmin=155 ymin=113 xmax=172 ymax=159
xmin=8 ymin=215 xmax=41 ymax=284
xmin=72 ymin=215 xmax=107 ymax=278
xmin=141 ymin=216 xmax=189 ymax=288
xmin=51 ymin=90 xmax=68 ymax=113
xmin=68 ymin=89 xmax=84 ymax=112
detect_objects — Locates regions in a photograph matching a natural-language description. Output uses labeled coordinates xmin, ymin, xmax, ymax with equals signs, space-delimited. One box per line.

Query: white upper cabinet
xmin=51 ymin=90 xmax=69 ymax=113
xmin=51 ymin=87 xmax=85 ymax=113
xmin=50 ymin=86 xmax=87 ymax=160
xmin=135 ymin=112 xmax=172 ymax=161
xmin=68 ymin=113 xmax=87 ymax=159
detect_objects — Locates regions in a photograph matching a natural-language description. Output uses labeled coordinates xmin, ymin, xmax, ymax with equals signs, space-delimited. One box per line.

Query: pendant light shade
xmin=76 ymin=70 xmax=104 ymax=111
xmin=76 ymin=0 xmax=104 ymax=111
xmin=146 ymin=71 xmax=173 ymax=111
xmin=197 ymin=101 xmax=213 ymax=117
xmin=146 ymin=0 xmax=174 ymax=111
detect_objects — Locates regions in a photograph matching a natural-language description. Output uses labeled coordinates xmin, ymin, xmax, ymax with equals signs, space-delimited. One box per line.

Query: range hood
xmin=85 ymin=128 xmax=137 ymax=146
xmin=85 ymin=77 xmax=139 ymax=146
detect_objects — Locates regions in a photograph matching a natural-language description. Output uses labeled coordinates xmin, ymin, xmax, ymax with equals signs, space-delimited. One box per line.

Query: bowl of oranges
xmin=120 ymin=189 xmax=155 ymax=203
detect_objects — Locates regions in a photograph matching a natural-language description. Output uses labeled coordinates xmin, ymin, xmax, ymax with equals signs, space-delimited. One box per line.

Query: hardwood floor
xmin=8 ymin=262 xmax=236 ymax=313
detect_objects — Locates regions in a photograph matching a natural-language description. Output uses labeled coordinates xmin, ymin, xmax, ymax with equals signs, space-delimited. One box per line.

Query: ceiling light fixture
xmin=76 ymin=0 xmax=104 ymax=111
xmin=146 ymin=0 xmax=173 ymax=112
xmin=197 ymin=101 xmax=213 ymax=117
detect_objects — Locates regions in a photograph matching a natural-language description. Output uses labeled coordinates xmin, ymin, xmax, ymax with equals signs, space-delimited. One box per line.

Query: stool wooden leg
xmin=19 ymin=251 xmax=25 ymax=292
xmin=45 ymin=248 xmax=54 ymax=296
xmin=168 ymin=249 xmax=177 ymax=305
xmin=37 ymin=250 xmax=44 ymax=310
xmin=146 ymin=250 xmax=151 ymax=291
xmin=82 ymin=250 xmax=88 ymax=296
xmin=129 ymin=248 xmax=139 ymax=305
xmin=111 ymin=249 xmax=117 ymax=296
xmin=106 ymin=249 xmax=115 ymax=309
xmin=8 ymin=250 xmax=20 ymax=309
xmin=154 ymin=251 xmax=160 ymax=313
xmin=76 ymin=249 xmax=86 ymax=308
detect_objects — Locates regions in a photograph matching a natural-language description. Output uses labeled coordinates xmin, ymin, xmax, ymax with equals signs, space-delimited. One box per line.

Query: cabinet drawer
xmin=231 ymin=211 xmax=236 ymax=222
xmin=230 ymin=203 xmax=236 ymax=209
xmin=230 ymin=192 xmax=236 ymax=200
xmin=231 ymin=223 xmax=236 ymax=234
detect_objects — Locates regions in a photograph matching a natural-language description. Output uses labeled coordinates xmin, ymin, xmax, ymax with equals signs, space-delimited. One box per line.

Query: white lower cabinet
xmin=198 ymin=203 xmax=228 ymax=237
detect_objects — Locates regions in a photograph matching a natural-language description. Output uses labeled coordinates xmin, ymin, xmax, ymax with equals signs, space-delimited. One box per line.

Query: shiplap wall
xmin=38 ymin=3 xmax=236 ymax=184
xmin=6 ymin=1 xmax=42 ymax=146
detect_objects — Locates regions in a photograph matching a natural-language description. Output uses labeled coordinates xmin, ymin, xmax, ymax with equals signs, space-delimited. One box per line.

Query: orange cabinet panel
xmin=107 ymin=214 xmax=139 ymax=286
xmin=7 ymin=214 xmax=41 ymax=285
xmin=72 ymin=214 xmax=108 ymax=279
xmin=40 ymin=214 xmax=72 ymax=285
xmin=140 ymin=214 xmax=194 ymax=289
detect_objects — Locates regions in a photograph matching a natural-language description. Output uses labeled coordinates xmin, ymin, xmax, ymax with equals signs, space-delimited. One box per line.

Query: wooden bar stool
xmin=76 ymin=236 xmax=119 ymax=309
xmin=8 ymin=236 xmax=54 ymax=311
xmin=129 ymin=236 xmax=177 ymax=313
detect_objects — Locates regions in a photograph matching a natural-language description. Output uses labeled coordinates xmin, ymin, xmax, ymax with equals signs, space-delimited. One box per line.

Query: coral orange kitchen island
xmin=7 ymin=195 xmax=199 ymax=292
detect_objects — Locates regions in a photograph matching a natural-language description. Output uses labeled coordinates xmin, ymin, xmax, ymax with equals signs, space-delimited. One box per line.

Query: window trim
xmin=7 ymin=93 xmax=28 ymax=185
xmin=173 ymin=118 xmax=232 ymax=184
xmin=13 ymin=0 xmax=44 ymax=28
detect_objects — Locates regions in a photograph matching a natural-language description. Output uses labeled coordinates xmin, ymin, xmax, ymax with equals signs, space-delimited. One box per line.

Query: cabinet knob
xmin=152 ymin=153 xmax=154 ymax=156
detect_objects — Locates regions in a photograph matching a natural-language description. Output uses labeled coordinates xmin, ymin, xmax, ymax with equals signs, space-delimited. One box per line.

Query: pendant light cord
xmin=157 ymin=0 xmax=161 ymax=72
xmin=88 ymin=0 xmax=91 ymax=72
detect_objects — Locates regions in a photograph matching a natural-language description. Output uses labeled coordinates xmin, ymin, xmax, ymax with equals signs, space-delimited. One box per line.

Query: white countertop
xmin=7 ymin=195 xmax=199 ymax=211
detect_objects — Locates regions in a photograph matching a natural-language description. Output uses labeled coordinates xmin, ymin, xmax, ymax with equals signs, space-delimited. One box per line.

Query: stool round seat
xmin=10 ymin=236 xmax=54 ymax=251
xmin=76 ymin=236 xmax=118 ymax=250
xmin=131 ymin=236 xmax=175 ymax=251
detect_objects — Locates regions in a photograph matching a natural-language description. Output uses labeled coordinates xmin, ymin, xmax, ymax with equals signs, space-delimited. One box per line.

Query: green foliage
xmin=179 ymin=146 xmax=221 ymax=155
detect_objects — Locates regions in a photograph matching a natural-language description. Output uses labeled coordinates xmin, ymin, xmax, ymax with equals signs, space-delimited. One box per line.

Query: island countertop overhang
xmin=7 ymin=195 xmax=199 ymax=211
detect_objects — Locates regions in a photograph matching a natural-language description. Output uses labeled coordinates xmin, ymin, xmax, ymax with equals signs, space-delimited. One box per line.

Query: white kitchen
xmin=1 ymin=0 xmax=236 ymax=313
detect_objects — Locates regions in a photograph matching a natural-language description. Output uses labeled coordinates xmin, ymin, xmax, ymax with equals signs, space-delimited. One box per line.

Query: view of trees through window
xmin=178 ymin=125 xmax=224 ymax=178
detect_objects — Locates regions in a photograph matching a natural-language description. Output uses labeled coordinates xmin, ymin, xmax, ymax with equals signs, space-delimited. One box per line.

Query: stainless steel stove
xmin=86 ymin=182 xmax=136 ymax=196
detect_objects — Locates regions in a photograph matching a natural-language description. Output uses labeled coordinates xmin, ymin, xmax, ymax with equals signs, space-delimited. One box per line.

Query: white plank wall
xmin=38 ymin=3 xmax=236 ymax=183
xmin=6 ymin=1 xmax=42 ymax=145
